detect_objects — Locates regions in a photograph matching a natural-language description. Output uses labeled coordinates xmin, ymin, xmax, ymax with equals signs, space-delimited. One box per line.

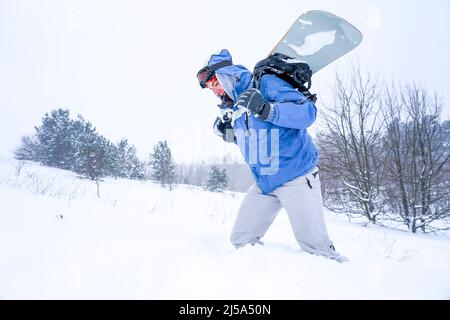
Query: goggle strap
xmin=197 ymin=60 xmax=233 ymax=78
xmin=207 ymin=60 xmax=233 ymax=73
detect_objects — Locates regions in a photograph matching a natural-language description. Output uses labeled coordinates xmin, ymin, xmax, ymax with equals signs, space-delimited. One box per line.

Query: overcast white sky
xmin=1 ymin=0 xmax=449 ymax=163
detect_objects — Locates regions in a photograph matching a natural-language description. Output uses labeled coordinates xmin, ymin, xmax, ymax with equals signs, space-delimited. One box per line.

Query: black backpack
xmin=252 ymin=53 xmax=317 ymax=103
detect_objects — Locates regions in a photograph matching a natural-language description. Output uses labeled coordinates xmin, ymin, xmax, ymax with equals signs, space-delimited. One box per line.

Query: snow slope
xmin=0 ymin=159 xmax=449 ymax=299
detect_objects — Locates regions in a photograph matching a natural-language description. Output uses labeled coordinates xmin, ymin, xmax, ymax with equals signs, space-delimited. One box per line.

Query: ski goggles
xmin=197 ymin=60 xmax=232 ymax=89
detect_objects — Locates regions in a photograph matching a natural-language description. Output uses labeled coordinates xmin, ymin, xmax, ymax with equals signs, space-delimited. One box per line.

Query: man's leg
xmin=273 ymin=168 xmax=346 ymax=261
xmin=230 ymin=184 xmax=282 ymax=248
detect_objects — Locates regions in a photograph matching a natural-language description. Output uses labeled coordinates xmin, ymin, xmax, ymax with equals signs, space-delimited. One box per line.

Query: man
xmin=197 ymin=49 xmax=347 ymax=262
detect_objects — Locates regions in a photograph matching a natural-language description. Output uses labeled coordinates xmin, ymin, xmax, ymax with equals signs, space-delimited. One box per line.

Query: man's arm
xmin=261 ymin=74 xmax=317 ymax=130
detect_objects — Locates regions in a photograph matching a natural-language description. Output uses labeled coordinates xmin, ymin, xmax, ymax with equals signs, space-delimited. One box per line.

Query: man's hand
xmin=213 ymin=117 xmax=234 ymax=143
xmin=236 ymin=88 xmax=271 ymax=120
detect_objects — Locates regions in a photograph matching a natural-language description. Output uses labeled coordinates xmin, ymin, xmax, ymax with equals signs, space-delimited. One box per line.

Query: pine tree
xmin=116 ymin=139 xmax=145 ymax=180
xmin=125 ymin=145 xmax=145 ymax=180
xmin=103 ymin=140 xmax=120 ymax=179
xmin=67 ymin=115 xmax=109 ymax=181
xmin=16 ymin=108 xmax=146 ymax=183
xmin=148 ymin=140 xmax=177 ymax=189
xmin=70 ymin=115 xmax=98 ymax=176
xmin=205 ymin=166 xmax=229 ymax=192
xmin=87 ymin=135 xmax=109 ymax=180
xmin=35 ymin=109 xmax=74 ymax=169
xmin=103 ymin=142 xmax=120 ymax=179
xmin=117 ymin=139 xmax=130 ymax=178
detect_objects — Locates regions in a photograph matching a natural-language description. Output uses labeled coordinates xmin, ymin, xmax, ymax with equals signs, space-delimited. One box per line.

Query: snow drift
xmin=0 ymin=159 xmax=449 ymax=299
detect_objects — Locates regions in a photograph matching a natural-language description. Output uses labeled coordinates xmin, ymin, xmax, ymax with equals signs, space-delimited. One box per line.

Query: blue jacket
xmin=209 ymin=49 xmax=319 ymax=194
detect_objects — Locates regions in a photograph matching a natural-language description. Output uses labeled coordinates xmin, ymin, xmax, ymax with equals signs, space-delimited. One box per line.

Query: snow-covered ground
xmin=0 ymin=158 xmax=449 ymax=299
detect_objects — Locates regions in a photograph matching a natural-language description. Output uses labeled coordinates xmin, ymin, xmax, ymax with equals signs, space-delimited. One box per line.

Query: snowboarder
xmin=197 ymin=49 xmax=348 ymax=262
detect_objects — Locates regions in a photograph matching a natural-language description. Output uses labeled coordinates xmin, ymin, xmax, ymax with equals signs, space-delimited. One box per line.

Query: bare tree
xmin=318 ymin=65 xmax=386 ymax=223
xmin=382 ymin=83 xmax=450 ymax=233
xmin=14 ymin=135 xmax=39 ymax=161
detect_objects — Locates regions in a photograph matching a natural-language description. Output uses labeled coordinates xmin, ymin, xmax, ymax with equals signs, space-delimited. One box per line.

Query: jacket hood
xmin=205 ymin=49 xmax=253 ymax=101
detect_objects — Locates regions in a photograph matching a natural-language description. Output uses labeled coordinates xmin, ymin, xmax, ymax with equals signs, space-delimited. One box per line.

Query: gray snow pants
xmin=230 ymin=167 xmax=338 ymax=258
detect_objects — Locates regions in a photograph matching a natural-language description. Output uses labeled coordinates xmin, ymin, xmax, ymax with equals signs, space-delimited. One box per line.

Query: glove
xmin=213 ymin=117 xmax=234 ymax=143
xmin=236 ymin=88 xmax=271 ymax=120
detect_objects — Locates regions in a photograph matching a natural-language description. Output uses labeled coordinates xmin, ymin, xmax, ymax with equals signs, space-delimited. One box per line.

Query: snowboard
xmin=270 ymin=10 xmax=363 ymax=74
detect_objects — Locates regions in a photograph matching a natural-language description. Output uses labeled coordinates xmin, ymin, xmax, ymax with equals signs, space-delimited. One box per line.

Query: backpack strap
xmin=253 ymin=53 xmax=317 ymax=103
